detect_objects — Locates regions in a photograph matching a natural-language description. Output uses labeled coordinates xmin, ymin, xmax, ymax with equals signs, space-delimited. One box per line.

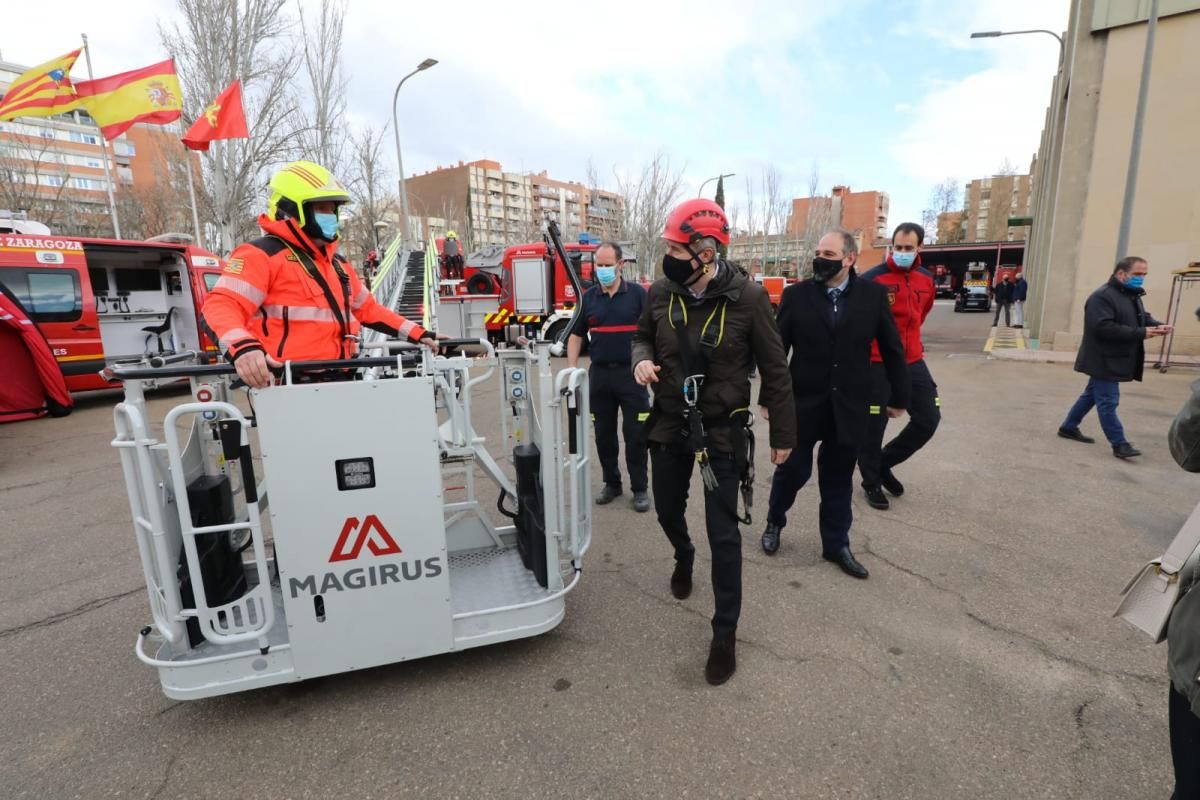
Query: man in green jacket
xmin=1167 ymin=370 xmax=1200 ymax=797
xmin=632 ymin=198 xmax=795 ymax=686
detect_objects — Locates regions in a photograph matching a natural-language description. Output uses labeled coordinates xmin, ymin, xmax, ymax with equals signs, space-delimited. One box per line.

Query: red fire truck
xmin=0 ymin=232 xmax=226 ymax=392
xmin=444 ymin=238 xmax=600 ymax=345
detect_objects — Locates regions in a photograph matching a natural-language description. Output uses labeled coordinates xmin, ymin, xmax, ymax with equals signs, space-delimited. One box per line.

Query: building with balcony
xmin=406 ymin=159 xmax=625 ymax=250
xmin=786 ymin=185 xmax=890 ymax=267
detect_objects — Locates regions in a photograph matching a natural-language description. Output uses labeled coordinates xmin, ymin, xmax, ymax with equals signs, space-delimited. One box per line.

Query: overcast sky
xmin=1 ymin=0 xmax=1071 ymax=237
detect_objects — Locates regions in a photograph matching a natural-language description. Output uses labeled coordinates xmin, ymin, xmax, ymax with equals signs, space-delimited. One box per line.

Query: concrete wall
xmin=1034 ymin=7 xmax=1200 ymax=352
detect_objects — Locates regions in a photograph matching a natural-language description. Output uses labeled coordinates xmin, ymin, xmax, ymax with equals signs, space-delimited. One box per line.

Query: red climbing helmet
xmin=662 ymin=198 xmax=731 ymax=246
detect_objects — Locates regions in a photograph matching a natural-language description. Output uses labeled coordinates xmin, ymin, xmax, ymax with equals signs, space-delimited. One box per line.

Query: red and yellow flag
xmin=75 ymin=58 xmax=183 ymax=140
xmin=182 ymin=80 xmax=249 ymax=151
xmin=0 ymin=49 xmax=82 ymax=121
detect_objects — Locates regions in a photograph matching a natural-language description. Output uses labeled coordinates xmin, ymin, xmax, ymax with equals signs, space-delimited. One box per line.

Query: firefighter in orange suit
xmin=202 ymin=161 xmax=437 ymax=388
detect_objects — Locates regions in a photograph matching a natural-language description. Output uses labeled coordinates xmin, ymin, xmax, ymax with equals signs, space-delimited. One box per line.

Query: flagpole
xmin=80 ymin=33 xmax=122 ymax=239
xmin=184 ymin=152 xmax=202 ymax=246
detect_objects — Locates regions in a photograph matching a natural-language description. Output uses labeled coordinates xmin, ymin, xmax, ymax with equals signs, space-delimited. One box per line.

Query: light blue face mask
xmin=314 ymin=212 xmax=340 ymax=241
xmin=595 ymin=266 xmax=618 ymax=286
xmin=1126 ymin=275 xmax=1145 ymax=289
xmin=893 ymin=251 xmax=917 ymax=269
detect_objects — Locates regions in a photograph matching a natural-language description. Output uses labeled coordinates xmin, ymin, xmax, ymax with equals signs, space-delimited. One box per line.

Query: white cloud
xmin=887 ymin=0 xmax=1070 ymax=227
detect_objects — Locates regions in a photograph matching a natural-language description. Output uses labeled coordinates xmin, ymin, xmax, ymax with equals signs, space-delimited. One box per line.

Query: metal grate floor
xmin=448 ymin=547 xmax=552 ymax=615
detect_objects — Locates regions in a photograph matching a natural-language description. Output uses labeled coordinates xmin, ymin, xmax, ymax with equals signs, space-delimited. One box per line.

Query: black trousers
xmin=993 ymin=301 xmax=1012 ymax=327
xmin=858 ymin=359 xmax=941 ymax=489
xmin=590 ymin=364 xmax=649 ymax=492
xmin=1171 ymin=683 xmax=1200 ymax=799
xmin=650 ymin=443 xmax=741 ymax=638
xmin=767 ymin=439 xmax=857 ymax=554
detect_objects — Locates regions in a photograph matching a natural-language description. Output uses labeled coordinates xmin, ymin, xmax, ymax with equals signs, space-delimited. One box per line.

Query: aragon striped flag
xmin=74 ymin=58 xmax=183 ymax=140
xmin=0 ymin=49 xmax=83 ymax=121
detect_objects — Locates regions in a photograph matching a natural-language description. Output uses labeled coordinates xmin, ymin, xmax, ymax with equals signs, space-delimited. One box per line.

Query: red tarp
xmin=0 ymin=288 xmax=72 ymax=423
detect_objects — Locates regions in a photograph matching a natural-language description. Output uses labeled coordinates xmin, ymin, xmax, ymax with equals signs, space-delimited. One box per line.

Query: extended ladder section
xmin=112 ymin=341 xmax=590 ymax=700
xmin=364 ymin=233 xmax=441 ymax=346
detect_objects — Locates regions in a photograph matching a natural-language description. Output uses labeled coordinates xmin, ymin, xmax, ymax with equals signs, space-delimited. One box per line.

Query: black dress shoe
xmin=880 ymin=468 xmax=905 ymax=498
xmin=761 ymin=522 xmax=781 ymax=555
xmin=705 ymin=636 xmax=736 ymax=685
xmin=1113 ymin=442 xmax=1142 ymax=459
xmin=595 ymin=484 xmax=623 ymax=505
xmin=1058 ymin=427 xmax=1095 ymax=444
xmin=864 ymin=486 xmax=889 ymax=510
xmin=631 ymin=491 xmax=651 ymax=513
xmin=824 ymin=547 xmax=869 ymax=579
xmin=670 ymin=559 xmax=693 ymax=599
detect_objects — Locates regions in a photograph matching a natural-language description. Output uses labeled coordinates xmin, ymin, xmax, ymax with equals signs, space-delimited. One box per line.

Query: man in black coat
xmin=993 ymin=275 xmax=1015 ymax=327
xmin=1058 ymin=256 xmax=1171 ymax=459
xmin=760 ymin=230 xmax=910 ymax=579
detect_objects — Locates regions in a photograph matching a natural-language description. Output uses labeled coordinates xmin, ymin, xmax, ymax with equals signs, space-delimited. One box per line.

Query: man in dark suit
xmin=760 ymin=230 xmax=911 ymax=579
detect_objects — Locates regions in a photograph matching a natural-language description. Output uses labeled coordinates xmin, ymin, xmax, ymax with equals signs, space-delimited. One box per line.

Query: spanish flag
xmin=0 ymin=49 xmax=82 ymax=121
xmin=75 ymin=58 xmax=183 ymax=140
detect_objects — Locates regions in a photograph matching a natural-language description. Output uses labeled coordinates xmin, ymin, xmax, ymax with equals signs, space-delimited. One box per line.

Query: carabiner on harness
xmin=682 ymin=374 xmax=720 ymax=492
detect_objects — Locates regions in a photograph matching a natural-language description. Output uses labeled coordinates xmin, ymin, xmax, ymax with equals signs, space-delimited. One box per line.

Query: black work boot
xmin=631 ymin=491 xmax=651 ymax=513
xmin=880 ymin=467 xmax=905 ymax=497
xmin=670 ymin=558 xmax=693 ymax=600
xmin=864 ymin=485 xmax=889 ymax=510
xmin=1113 ymin=442 xmax=1142 ymax=460
xmin=761 ymin=522 xmax=781 ymax=555
xmin=595 ymin=484 xmax=623 ymax=505
xmin=1058 ymin=427 xmax=1095 ymax=444
xmin=705 ymin=635 xmax=737 ymax=685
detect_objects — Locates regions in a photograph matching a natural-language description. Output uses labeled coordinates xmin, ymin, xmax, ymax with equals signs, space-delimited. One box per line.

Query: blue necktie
xmin=828 ymin=288 xmax=842 ymax=323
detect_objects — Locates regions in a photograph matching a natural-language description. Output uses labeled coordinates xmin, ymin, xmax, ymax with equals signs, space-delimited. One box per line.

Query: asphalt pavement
xmin=2 ymin=301 xmax=1197 ymax=799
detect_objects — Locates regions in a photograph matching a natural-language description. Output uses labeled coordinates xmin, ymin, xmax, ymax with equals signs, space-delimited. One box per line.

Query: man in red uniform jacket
xmin=856 ymin=222 xmax=940 ymax=509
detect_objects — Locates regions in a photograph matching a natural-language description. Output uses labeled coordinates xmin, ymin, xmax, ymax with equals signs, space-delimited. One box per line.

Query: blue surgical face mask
xmin=1126 ymin=275 xmax=1145 ymax=289
xmin=314 ymin=212 xmax=340 ymax=241
xmin=893 ymin=251 xmax=917 ymax=269
xmin=595 ymin=266 xmax=617 ymax=286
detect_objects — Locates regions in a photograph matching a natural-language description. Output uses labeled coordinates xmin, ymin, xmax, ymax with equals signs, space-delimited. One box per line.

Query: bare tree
xmin=762 ymin=166 xmax=789 ymax=276
xmin=996 ymin=157 xmax=1019 ymax=176
xmin=296 ymin=0 xmax=348 ymax=177
xmin=0 ymin=131 xmax=73 ymax=231
xmin=162 ymin=0 xmax=305 ymax=254
xmin=615 ymin=152 xmax=684 ymax=280
xmin=797 ymin=165 xmax=832 ymax=277
xmin=340 ymin=123 xmax=393 ymax=263
xmin=742 ymin=174 xmax=759 ymax=272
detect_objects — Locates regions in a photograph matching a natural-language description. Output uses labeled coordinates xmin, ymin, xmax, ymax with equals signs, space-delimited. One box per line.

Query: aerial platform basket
xmin=110 ymin=340 xmax=591 ymax=699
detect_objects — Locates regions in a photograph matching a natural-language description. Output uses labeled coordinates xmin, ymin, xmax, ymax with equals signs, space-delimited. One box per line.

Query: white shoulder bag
xmin=1115 ymin=500 xmax=1200 ymax=642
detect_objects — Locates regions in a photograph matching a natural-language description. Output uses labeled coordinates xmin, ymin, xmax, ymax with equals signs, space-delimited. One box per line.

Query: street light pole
xmin=698 ymin=172 xmax=736 ymax=198
xmin=392 ymin=58 xmax=438 ymax=248
xmin=1115 ymin=0 xmax=1159 ymax=261
xmin=970 ymin=29 xmax=1065 ymax=67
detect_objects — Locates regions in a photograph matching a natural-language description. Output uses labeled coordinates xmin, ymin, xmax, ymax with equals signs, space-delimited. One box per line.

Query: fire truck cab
xmin=0 ymin=232 xmax=224 ymax=391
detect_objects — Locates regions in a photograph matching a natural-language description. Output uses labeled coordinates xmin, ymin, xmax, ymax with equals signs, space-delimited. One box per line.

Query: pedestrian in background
xmin=1057 ymin=256 xmax=1171 ymax=459
xmin=568 ymin=242 xmax=651 ymax=513
xmin=993 ymin=275 xmax=1014 ymax=328
xmin=1012 ymin=270 xmax=1028 ymax=329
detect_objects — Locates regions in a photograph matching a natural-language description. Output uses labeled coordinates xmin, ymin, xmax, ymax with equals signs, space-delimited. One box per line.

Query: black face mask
xmin=663 ymin=247 xmax=706 ymax=287
xmin=812 ymin=257 xmax=844 ymax=283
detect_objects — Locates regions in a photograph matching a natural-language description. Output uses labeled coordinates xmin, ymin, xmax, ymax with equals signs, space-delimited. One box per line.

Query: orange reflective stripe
xmin=218 ymin=327 xmax=256 ymax=350
xmin=214 ymin=275 xmax=266 ymax=306
xmin=397 ymin=319 xmax=420 ymax=340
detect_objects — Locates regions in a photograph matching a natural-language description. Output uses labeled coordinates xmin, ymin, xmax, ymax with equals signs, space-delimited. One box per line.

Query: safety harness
xmin=667 ymin=291 xmax=755 ymax=525
xmin=272 ymin=229 xmax=355 ymax=358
